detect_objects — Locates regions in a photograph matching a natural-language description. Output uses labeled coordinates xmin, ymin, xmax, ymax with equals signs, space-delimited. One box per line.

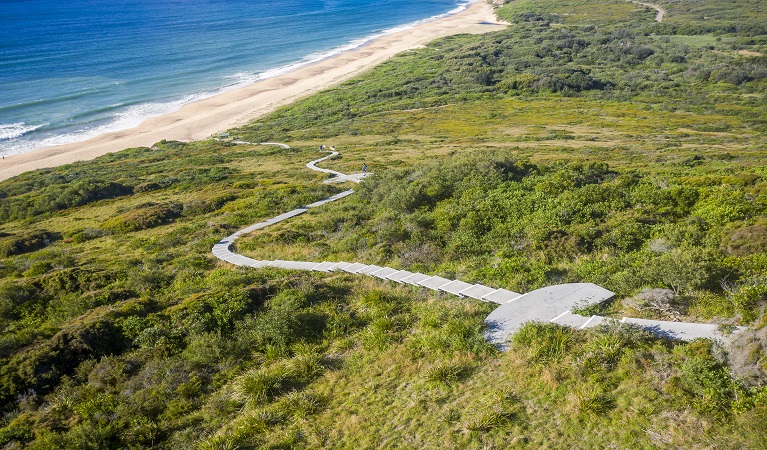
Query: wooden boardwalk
xmin=212 ymin=144 xmax=745 ymax=347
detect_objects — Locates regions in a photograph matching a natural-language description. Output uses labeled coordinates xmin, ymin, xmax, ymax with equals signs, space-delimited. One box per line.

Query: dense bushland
xmin=242 ymin=152 xmax=767 ymax=323
xmin=236 ymin=3 xmax=766 ymax=143
xmin=0 ymin=230 xmax=60 ymax=257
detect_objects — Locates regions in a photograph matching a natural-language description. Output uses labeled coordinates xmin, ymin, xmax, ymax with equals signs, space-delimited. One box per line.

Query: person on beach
xmin=362 ymin=163 xmax=367 ymax=173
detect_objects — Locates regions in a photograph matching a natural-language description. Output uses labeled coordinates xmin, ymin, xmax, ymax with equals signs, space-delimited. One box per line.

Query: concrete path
xmin=628 ymin=0 xmax=666 ymax=22
xmin=620 ymin=317 xmax=742 ymax=341
xmin=212 ymin=143 xmax=745 ymax=347
xmin=306 ymin=150 xmax=372 ymax=184
xmin=485 ymin=283 xmax=615 ymax=346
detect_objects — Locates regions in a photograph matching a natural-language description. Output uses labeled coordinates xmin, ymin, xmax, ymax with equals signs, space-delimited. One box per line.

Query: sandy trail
xmin=0 ymin=1 xmax=505 ymax=182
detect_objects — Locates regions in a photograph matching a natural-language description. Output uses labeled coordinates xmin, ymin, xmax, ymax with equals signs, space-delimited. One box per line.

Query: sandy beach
xmin=0 ymin=1 xmax=505 ymax=182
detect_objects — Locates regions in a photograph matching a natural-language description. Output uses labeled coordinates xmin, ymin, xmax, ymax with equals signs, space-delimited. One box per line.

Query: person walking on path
xmin=330 ymin=146 xmax=335 ymax=152
xmin=320 ymin=144 xmax=325 ymax=150
xmin=362 ymin=163 xmax=367 ymax=173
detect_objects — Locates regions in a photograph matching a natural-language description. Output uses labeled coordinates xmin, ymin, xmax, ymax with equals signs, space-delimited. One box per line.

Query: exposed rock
xmin=727 ymin=325 xmax=767 ymax=387
xmin=624 ymin=288 xmax=682 ymax=320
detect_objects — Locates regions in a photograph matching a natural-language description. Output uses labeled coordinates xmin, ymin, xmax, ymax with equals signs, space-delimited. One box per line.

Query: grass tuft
xmin=424 ymin=360 xmax=468 ymax=386
xmin=570 ymin=389 xmax=615 ymax=416
xmin=232 ymin=366 xmax=286 ymax=406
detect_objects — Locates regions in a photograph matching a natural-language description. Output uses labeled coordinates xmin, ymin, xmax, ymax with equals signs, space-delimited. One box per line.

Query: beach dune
xmin=0 ymin=1 xmax=505 ymax=182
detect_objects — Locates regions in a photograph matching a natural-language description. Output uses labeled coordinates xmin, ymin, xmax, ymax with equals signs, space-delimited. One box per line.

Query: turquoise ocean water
xmin=0 ymin=0 xmax=468 ymax=156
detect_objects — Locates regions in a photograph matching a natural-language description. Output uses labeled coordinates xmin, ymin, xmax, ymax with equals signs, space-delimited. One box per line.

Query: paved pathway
xmin=629 ymin=0 xmax=666 ymax=22
xmin=212 ymin=144 xmax=744 ymax=347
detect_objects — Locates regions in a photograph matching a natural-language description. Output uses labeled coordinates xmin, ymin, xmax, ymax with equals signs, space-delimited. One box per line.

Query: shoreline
xmin=0 ymin=1 xmax=505 ymax=182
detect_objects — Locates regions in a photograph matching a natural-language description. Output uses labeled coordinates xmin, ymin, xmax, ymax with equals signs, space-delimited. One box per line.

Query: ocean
xmin=0 ymin=0 xmax=469 ymax=156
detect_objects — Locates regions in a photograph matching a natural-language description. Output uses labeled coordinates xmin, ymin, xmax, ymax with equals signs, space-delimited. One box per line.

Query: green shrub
xmin=0 ymin=281 xmax=41 ymax=321
xmin=0 ymin=230 xmax=60 ymax=257
xmin=723 ymin=220 xmax=767 ymax=256
xmin=102 ymin=202 xmax=183 ymax=233
xmin=650 ymin=246 xmax=725 ymax=294
xmin=0 ymin=413 xmax=34 ymax=445
xmin=182 ymin=193 xmax=237 ymax=217
xmin=133 ymin=181 xmax=162 ymax=193
xmin=679 ymin=357 xmax=740 ymax=417
xmin=0 ymin=180 xmax=132 ymax=221
xmin=693 ymin=187 xmax=760 ymax=226
xmin=22 ymin=260 xmax=53 ymax=277
xmin=69 ymin=228 xmax=107 ymax=243
xmin=0 ymin=317 xmax=127 ymax=411
xmin=497 ymin=73 xmax=539 ymax=91
xmin=37 ymin=268 xmax=117 ymax=295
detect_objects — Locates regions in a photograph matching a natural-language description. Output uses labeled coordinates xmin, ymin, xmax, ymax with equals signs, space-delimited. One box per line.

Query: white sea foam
xmin=0 ymin=122 xmax=44 ymax=141
xmin=3 ymin=0 xmax=474 ymax=156
xmin=36 ymin=96 xmax=201 ymax=148
xmin=222 ymin=0 xmax=474 ymax=88
xmin=0 ymin=95 xmax=206 ymax=156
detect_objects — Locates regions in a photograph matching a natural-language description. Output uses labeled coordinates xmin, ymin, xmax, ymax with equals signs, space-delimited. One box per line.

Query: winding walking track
xmin=629 ymin=0 xmax=666 ymax=22
xmin=213 ymin=144 xmax=742 ymax=347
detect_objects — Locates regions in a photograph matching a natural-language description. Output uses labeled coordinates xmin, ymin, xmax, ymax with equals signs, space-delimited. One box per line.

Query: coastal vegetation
xmin=1 ymin=0 xmax=766 ymax=447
